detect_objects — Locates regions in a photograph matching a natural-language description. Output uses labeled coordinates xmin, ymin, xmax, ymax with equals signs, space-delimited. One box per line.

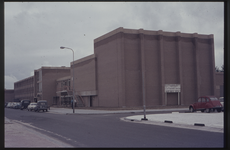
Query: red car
xmin=189 ymin=96 xmax=223 ymax=113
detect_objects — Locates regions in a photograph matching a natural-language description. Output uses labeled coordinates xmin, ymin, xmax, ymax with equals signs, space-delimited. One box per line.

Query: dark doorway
xmin=90 ymin=96 xmax=92 ymax=107
xmin=167 ymin=93 xmax=178 ymax=105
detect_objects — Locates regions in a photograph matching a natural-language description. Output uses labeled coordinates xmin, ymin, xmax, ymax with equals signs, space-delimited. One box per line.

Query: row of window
xmin=14 ymin=78 xmax=34 ymax=88
xmin=14 ymin=88 xmax=34 ymax=95
xmin=197 ymin=97 xmax=218 ymax=102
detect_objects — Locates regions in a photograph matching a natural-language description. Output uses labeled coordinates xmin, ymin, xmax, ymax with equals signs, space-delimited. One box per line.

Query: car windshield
xmin=210 ymin=97 xmax=218 ymax=101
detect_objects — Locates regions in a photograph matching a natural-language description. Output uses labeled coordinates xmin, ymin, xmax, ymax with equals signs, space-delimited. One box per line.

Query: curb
xmin=63 ymin=109 xmax=188 ymax=115
xmin=65 ymin=111 xmax=137 ymax=115
xmin=164 ymin=120 xmax=173 ymax=123
xmin=194 ymin=123 xmax=205 ymax=126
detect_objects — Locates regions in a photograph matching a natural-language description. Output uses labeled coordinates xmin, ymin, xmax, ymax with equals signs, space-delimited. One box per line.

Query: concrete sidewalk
xmin=123 ymin=111 xmax=224 ymax=133
xmin=4 ymin=117 xmax=73 ymax=148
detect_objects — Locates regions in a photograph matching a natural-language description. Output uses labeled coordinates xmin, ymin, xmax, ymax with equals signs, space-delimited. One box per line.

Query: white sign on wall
xmin=165 ymin=84 xmax=181 ymax=93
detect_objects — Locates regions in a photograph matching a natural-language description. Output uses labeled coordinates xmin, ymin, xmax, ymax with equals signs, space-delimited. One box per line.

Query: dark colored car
xmin=34 ymin=100 xmax=48 ymax=112
xmin=13 ymin=102 xmax=21 ymax=109
xmin=20 ymin=99 xmax=31 ymax=110
xmin=189 ymin=96 xmax=223 ymax=113
xmin=5 ymin=102 xmax=9 ymax=108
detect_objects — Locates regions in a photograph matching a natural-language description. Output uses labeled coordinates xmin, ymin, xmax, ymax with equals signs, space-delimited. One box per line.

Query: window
xmin=202 ymin=98 xmax=206 ymax=102
xmin=198 ymin=98 xmax=201 ymax=102
xmin=210 ymin=97 xmax=218 ymax=101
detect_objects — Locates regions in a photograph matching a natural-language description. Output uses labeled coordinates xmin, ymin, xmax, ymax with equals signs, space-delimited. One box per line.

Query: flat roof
xmin=71 ymin=54 xmax=96 ymax=65
xmin=94 ymin=27 xmax=214 ymax=43
xmin=35 ymin=66 xmax=70 ymax=71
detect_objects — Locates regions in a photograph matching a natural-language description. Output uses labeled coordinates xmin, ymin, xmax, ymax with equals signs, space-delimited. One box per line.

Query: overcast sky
xmin=4 ymin=2 xmax=224 ymax=89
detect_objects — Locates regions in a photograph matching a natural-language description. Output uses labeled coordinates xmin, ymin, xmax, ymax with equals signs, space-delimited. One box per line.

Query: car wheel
xmin=189 ymin=107 xmax=194 ymax=112
xmin=201 ymin=110 xmax=204 ymax=112
xmin=205 ymin=108 xmax=210 ymax=113
xmin=217 ymin=108 xmax=221 ymax=112
xmin=46 ymin=109 xmax=48 ymax=112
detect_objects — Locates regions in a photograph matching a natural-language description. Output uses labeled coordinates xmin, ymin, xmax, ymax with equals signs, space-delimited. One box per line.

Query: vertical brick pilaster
xmin=120 ymin=32 xmax=126 ymax=107
xmin=176 ymin=32 xmax=183 ymax=105
xmin=139 ymin=29 xmax=146 ymax=108
xmin=194 ymin=34 xmax=200 ymax=98
xmin=158 ymin=30 xmax=165 ymax=105
xmin=209 ymin=35 xmax=216 ymax=96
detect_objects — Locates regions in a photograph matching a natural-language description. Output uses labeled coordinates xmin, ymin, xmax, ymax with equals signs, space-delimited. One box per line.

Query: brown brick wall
xmin=124 ymin=33 xmax=142 ymax=107
xmin=73 ymin=58 xmax=96 ymax=92
xmin=197 ymin=40 xmax=214 ymax=96
xmin=144 ymin=35 xmax=162 ymax=106
xmin=93 ymin=28 xmax=217 ymax=108
xmin=94 ymin=34 xmax=120 ymax=107
xmin=14 ymin=76 xmax=34 ymax=101
xmin=180 ymin=38 xmax=197 ymax=105
xmin=41 ymin=67 xmax=70 ymax=106
xmin=163 ymin=37 xmax=180 ymax=84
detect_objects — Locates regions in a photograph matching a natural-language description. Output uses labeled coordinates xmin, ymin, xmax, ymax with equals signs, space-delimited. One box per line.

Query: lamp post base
xmin=141 ymin=118 xmax=148 ymax=121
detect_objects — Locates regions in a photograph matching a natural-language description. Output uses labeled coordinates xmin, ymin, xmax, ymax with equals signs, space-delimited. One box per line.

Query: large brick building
xmin=34 ymin=66 xmax=70 ymax=106
xmin=9 ymin=67 xmax=70 ymax=106
xmin=14 ymin=76 xmax=34 ymax=101
xmin=69 ymin=27 xmax=220 ymax=108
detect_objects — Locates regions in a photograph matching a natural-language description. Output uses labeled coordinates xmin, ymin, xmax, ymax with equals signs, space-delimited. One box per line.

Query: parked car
xmin=189 ymin=96 xmax=223 ymax=113
xmin=13 ymin=102 xmax=21 ymax=109
xmin=34 ymin=100 xmax=48 ymax=112
xmin=10 ymin=102 xmax=16 ymax=108
xmin=219 ymin=97 xmax=224 ymax=111
xmin=20 ymin=99 xmax=31 ymax=110
xmin=5 ymin=102 xmax=9 ymax=108
xmin=27 ymin=103 xmax=37 ymax=111
xmin=6 ymin=102 xmax=13 ymax=108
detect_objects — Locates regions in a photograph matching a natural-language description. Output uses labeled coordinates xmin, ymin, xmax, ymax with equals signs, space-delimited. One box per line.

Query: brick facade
xmin=93 ymin=27 xmax=217 ymax=107
xmin=34 ymin=67 xmax=70 ymax=106
xmin=14 ymin=76 xmax=34 ymax=101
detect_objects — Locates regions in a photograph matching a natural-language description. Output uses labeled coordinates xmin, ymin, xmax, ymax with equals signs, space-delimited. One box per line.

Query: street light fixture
xmin=60 ymin=46 xmax=75 ymax=113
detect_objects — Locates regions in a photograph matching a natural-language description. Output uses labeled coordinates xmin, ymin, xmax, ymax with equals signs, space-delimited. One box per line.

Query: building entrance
xmin=166 ymin=93 xmax=178 ymax=105
xmin=90 ymin=96 xmax=92 ymax=107
xmin=165 ymin=84 xmax=181 ymax=106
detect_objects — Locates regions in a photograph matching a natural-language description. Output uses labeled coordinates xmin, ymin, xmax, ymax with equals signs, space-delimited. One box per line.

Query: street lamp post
xmin=60 ymin=46 xmax=75 ymax=113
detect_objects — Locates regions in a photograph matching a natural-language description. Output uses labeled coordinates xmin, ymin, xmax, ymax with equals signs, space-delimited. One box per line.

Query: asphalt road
xmin=5 ymin=108 xmax=224 ymax=148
